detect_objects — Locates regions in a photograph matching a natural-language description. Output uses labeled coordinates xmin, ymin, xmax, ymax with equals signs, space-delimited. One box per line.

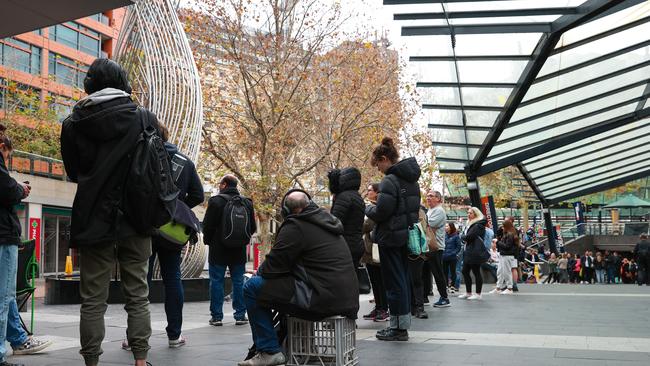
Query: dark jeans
xmin=462 ymin=263 xmax=483 ymax=294
xmin=367 ymin=264 xmax=387 ymax=311
xmin=422 ymin=260 xmax=432 ymax=297
xmin=426 ymin=250 xmax=448 ymax=299
xmin=407 ymin=257 xmax=425 ymax=310
xmin=640 ymin=257 xmax=650 ymax=285
xmin=209 ymin=263 xmax=246 ymax=321
xmin=148 ymin=240 xmax=183 ymax=340
xmin=379 ymin=245 xmax=411 ymax=329
xmin=243 ymin=276 xmax=281 ymax=354
xmin=583 ymin=267 xmax=594 ymax=283
xmin=442 ymin=258 xmax=457 ymax=289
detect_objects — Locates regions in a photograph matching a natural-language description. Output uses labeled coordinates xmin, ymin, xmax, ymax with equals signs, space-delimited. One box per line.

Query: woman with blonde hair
xmin=459 ymin=207 xmax=488 ymax=300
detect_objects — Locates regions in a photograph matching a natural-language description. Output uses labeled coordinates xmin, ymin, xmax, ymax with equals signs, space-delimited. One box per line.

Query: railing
xmin=532 ymin=222 xmax=650 ymax=250
xmin=7 ymin=150 xmax=67 ymax=181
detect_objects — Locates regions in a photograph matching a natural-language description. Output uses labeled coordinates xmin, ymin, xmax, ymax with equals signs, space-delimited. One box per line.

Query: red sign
xmin=29 ymin=218 xmax=41 ymax=261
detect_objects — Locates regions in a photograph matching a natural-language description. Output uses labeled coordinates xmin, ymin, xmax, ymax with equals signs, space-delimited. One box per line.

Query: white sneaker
xmin=488 ymin=288 xmax=501 ymax=294
xmin=458 ymin=293 xmax=471 ymax=299
xmin=467 ymin=294 xmax=482 ymax=300
xmin=500 ymin=289 xmax=513 ymax=295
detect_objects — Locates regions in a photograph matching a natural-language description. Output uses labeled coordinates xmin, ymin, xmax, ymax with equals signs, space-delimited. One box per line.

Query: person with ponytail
xmin=365 ymin=137 xmax=421 ymax=341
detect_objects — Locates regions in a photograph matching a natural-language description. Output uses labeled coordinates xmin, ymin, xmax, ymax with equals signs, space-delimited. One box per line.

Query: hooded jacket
xmin=60 ymin=88 xmax=147 ymax=247
xmin=461 ymin=218 xmax=488 ymax=265
xmin=0 ymin=154 xmax=25 ymax=245
xmin=257 ymin=201 xmax=359 ymax=320
xmin=328 ymin=167 xmax=364 ymax=264
xmin=164 ymin=142 xmax=204 ymax=209
xmin=365 ymin=157 xmax=421 ymax=248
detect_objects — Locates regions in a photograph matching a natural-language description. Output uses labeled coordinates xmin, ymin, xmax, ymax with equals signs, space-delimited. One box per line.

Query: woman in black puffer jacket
xmin=459 ymin=207 xmax=488 ymax=300
xmin=328 ymin=167 xmax=365 ymax=266
xmin=366 ymin=137 xmax=421 ymax=342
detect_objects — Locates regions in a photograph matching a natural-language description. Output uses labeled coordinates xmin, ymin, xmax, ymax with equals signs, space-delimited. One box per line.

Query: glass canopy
xmin=385 ymin=0 xmax=650 ymax=204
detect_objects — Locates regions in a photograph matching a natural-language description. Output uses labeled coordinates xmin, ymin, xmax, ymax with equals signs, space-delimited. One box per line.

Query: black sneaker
xmin=376 ymin=328 xmax=408 ymax=341
xmin=209 ymin=318 xmax=223 ymax=326
xmin=0 ymin=362 xmax=25 ymax=366
xmin=374 ymin=309 xmax=389 ymax=322
xmin=235 ymin=317 xmax=249 ymax=326
xmin=362 ymin=309 xmax=377 ymax=320
xmin=415 ymin=308 xmax=428 ymax=319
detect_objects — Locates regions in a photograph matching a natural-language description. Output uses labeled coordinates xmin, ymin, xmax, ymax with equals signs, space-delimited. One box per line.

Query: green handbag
xmin=407 ymin=222 xmax=428 ymax=256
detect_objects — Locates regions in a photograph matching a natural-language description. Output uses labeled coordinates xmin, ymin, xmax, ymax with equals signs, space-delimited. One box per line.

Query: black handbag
xmin=356 ymin=266 xmax=371 ymax=294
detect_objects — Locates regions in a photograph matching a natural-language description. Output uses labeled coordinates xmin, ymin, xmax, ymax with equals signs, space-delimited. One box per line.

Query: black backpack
xmin=122 ymin=108 xmax=179 ymax=235
xmin=218 ymin=194 xmax=252 ymax=248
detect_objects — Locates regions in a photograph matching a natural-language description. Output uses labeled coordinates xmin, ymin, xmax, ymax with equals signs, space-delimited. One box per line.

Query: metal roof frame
xmin=394 ymin=8 xmax=577 ymax=20
xmin=547 ymin=168 xmax=650 ymax=204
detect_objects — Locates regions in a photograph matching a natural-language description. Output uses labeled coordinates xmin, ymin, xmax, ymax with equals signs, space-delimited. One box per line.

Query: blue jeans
xmin=0 ymin=244 xmax=18 ymax=362
xmin=149 ymin=241 xmax=184 ymax=340
xmin=595 ymin=269 xmax=605 ymax=284
xmin=454 ymin=254 xmax=463 ymax=289
xmin=209 ymin=263 xmax=246 ymax=321
xmin=243 ymin=276 xmax=281 ymax=354
xmin=7 ymin=298 xmax=28 ymax=349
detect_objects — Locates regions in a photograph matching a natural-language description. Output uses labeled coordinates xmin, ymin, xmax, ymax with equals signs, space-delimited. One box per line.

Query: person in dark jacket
xmin=442 ymin=223 xmax=461 ymax=292
xmin=634 ymin=234 xmax=650 ymax=285
xmin=202 ymin=175 xmax=256 ymax=327
xmin=60 ymin=59 xmax=153 ymax=366
xmin=495 ymin=220 xmax=518 ymax=293
xmin=239 ymin=190 xmax=359 ymax=366
xmin=361 ymin=183 xmax=389 ymax=322
xmin=365 ymin=137 xmax=421 ymax=342
xmin=458 ymin=207 xmax=487 ymax=300
xmin=328 ymin=167 xmax=365 ymax=265
xmin=138 ymin=123 xmax=203 ymax=348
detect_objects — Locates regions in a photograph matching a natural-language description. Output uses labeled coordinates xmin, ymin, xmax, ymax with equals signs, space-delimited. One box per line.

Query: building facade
xmin=2 ymin=9 xmax=125 ymax=276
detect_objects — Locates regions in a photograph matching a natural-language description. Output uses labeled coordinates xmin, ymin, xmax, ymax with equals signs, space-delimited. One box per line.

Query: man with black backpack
xmin=61 ymin=59 xmax=174 ymax=366
xmin=203 ymin=175 xmax=256 ymax=327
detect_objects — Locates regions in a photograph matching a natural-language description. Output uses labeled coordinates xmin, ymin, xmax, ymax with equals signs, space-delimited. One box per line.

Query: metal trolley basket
xmin=286 ymin=316 xmax=358 ymax=366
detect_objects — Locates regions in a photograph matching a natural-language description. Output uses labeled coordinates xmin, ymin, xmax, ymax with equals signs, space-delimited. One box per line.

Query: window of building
xmin=0 ymin=78 xmax=41 ymax=113
xmin=48 ymin=93 xmax=75 ymax=121
xmin=0 ymin=37 xmax=41 ymax=75
xmin=48 ymin=52 xmax=88 ymax=89
xmin=48 ymin=22 xmax=102 ymax=58
xmin=90 ymin=13 xmax=110 ymax=26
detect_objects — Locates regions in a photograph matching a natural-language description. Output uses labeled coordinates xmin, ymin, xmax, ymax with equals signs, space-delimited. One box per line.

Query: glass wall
xmin=0 ymin=37 xmax=41 ymax=75
xmin=48 ymin=22 xmax=102 ymax=58
xmin=48 ymin=93 xmax=75 ymax=121
xmin=42 ymin=208 xmax=76 ymax=275
xmin=48 ymin=52 xmax=88 ymax=89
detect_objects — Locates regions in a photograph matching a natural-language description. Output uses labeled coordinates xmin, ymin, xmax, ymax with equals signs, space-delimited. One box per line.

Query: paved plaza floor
xmin=9 ymin=284 xmax=650 ymax=366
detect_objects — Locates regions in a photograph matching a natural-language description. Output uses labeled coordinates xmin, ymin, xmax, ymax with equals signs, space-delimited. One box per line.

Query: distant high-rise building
xmin=0 ymin=9 xmax=126 ymax=120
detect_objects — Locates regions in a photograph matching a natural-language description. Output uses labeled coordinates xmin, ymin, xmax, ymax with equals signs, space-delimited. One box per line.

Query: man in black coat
xmin=239 ymin=190 xmax=359 ymax=366
xmin=634 ymin=234 xmax=650 ymax=285
xmin=202 ymin=175 xmax=256 ymax=327
xmin=328 ymin=167 xmax=365 ymax=265
xmin=60 ymin=59 xmax=153 ymax=366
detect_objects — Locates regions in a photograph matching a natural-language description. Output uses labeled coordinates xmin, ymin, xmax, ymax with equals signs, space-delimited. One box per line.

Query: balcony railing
xmin=7 ymin=150 xmax=67 ymax=181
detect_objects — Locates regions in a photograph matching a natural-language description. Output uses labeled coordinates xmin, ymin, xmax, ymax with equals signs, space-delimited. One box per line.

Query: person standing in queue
xmin=365 ymin=137 xmax=421 ymax=342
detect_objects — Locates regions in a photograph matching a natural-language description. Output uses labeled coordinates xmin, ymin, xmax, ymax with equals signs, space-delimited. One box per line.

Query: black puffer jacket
xmin=61 ymin=94 xmax=145 ymax=247
xmin=328 ymin=167 xmax=364 ymax=264
xmin=365 ymin=157 xmax=421 ymax=248
xmin=496 ymin=232 xmax=517 ymax=256
xmin=257 ymin=201 xmax=359 ymax=320
xmin=0 ymin=154 xmax=24 ymax=246
xmin=462 ymin=219 xmax=488 ymax=265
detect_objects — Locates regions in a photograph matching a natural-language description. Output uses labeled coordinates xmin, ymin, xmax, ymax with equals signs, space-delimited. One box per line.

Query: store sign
xmin=29 ymin=218 xmax=41 ymax=261
xmin=480 ymin=196 xmax=498 ymax=230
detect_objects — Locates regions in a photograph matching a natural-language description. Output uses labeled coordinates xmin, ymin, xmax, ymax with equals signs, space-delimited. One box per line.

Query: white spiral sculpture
xmin=113 ymin=0 xmax=203 ymax=162
xmin=114 ymin=0 xmax=208 ymax=279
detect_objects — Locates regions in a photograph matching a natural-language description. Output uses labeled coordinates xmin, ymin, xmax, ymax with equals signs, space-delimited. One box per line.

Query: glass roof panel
xmin=464 ymin=110 xmax=500 ymax=127
xmin=555 ymin=2 xmax=650 ymax=49
xmin=499 ymin=101 xmax=638 ymax=143
xmin=457 ymin=60 xmax=528 ymax=83
xmin=417 ymin=87 xmax=461 ymax=106
xmin=523 ymin=48 xmax=650 ymax=102
xmin=433 ymin=145 xmax=476 ymax=161
xmin=449 ymin=15 xmax=560 ymax=25
xmin=522 ymin=119 xmax=650 ymax=165
xmin=533 ymin=145 xmax=650 ymax=186
xmin=422 ymin=108 xmax=463 ymax=126
xmin=444 ymin=0 xmax=586 ymax=12
xmin=539 ymin=21 xmax=650 ymax=77
xmin=544 ymin=163 xmax=650 ymax=198
xmin=431 ymin=129 xmax=467 ymax=145
xmin=411 ymin=61 xmax=457 ymax=83
xmin=402 ymin=35 xmax=453 ymax=57
xmin=453 ymin=33 xmax=542 ymax=56
xmin=438 ymin=161 xmax=466 ymax=172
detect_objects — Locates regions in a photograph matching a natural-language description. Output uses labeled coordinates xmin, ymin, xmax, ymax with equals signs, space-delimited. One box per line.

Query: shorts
xmin=501 ymin=255 xmax=518 ymax=269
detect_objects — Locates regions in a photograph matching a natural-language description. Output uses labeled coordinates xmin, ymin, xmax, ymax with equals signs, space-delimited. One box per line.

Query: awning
xmin=385 ymin=0 xmax=650 ymax=204
xmin=0 ymin=0 xmax=133 ymax=38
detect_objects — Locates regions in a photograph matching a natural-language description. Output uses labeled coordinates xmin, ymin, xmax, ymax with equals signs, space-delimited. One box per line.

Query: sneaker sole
xmin=376 ymin=335 xmax=409 ymax=341
xmin=169 ymin=342 xmax=186 ymax=348
xmin=13 ymin=340 xmax=53 ymax=355
xmin=210 ymin=322 xmax=223 ymax=326
xmin=433 ymin=303 xmax=451 ymax=308
xmin=374 ymin=318 xmax=389 ymax=322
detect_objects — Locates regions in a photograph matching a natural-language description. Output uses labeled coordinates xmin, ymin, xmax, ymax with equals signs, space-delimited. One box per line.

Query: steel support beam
xmin=411 ymin=55 xmax=530 ymax=62
xmin=402 ymin=23 xmax=552 ymax=36
xmin=516 ymin=164 xmax=547 ymax=205
xmin=394 ymin=8 xmax=577 ymax=20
